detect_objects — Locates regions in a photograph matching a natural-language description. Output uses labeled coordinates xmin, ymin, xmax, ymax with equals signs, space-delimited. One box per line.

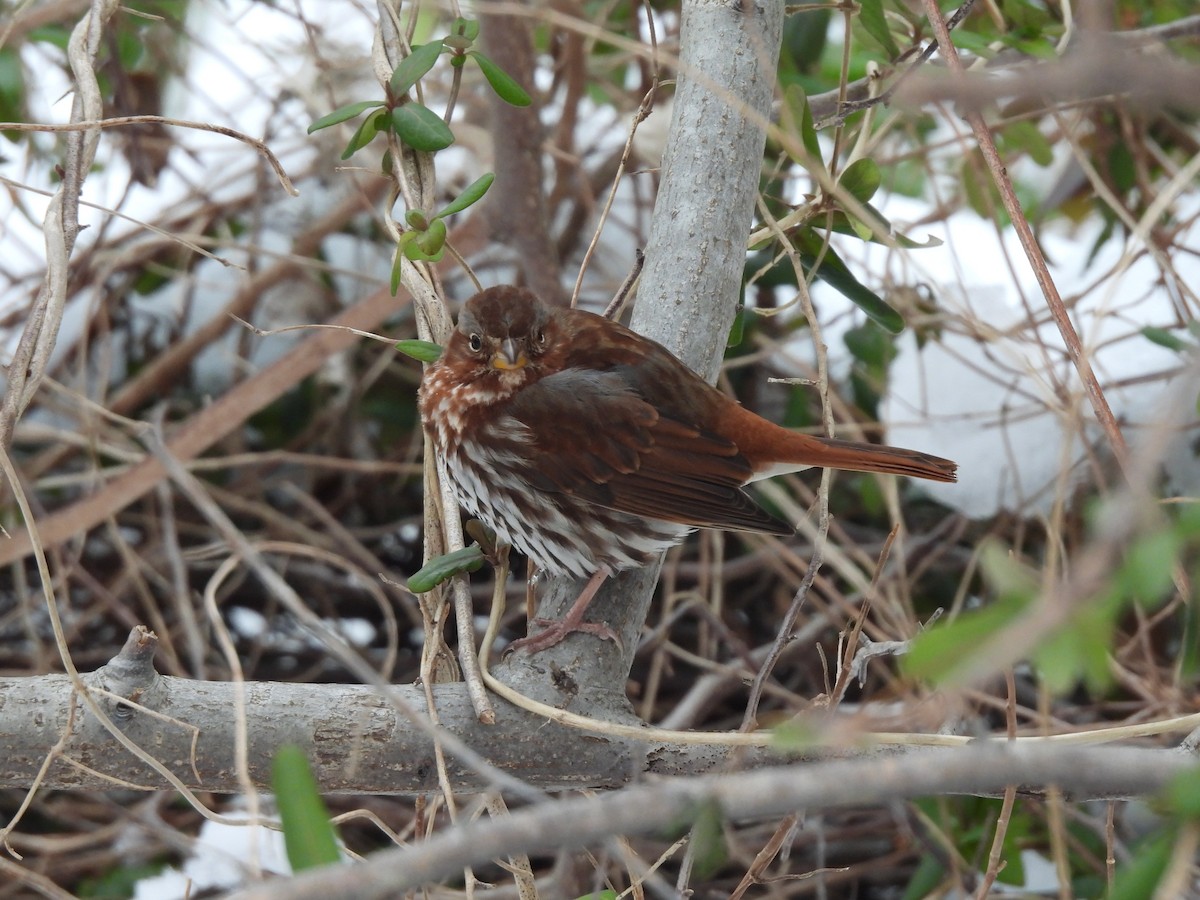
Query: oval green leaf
xmin=391 ymin=103 xmax=455 ymax=152
xmin=1141 ymin=326 xmax=1191 ymax=353
xmin=389 ymin=40 xmax=444 ymax=97
xmin=408 ymin=544 xmax=486 ymax=593
xmin=838 ymin=157 xmax=881 ymax=204
xmin=395 ymin=339 xmax=443 ymax=362
xmin=435 ymin=172 xmax=495 ymax=219
xmin=339 ymin=109 xmax=385 ymax=160
xmin=468 ymin=50 xmax=532 ymax=107
xmin=273 ymin=745 xmax=341 ymax=872
xmin=308 ymin=99 xmax=385 ymax=134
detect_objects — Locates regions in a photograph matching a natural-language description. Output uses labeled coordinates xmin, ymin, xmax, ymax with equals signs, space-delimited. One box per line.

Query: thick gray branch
xmin=0 ymin=635 xmax=797 ymax=794
xmin=229 ymin=743 xmax=1193 ymax=899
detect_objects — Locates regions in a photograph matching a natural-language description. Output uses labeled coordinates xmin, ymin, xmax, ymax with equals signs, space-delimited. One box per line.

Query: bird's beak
xmin=491 ymin=338 xmax=527 ymax=371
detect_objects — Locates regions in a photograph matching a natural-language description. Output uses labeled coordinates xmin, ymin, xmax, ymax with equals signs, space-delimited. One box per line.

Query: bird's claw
xmin=507 ymin=617 xmax=623 ymax=655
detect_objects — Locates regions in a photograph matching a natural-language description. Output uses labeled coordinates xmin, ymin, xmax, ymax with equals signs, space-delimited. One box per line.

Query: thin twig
xmin=920 ymin=0 xmax=1128 ymax=469
xmin=1 ymin=116 xmax=298 ymax=195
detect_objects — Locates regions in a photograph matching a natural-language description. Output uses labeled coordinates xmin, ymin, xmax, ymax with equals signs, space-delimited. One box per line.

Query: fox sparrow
xmin=418 ymin=285 xmax=957 ymax=653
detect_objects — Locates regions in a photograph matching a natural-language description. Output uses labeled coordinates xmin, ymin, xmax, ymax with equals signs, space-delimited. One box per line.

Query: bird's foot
xmin=507 ymin=616 xmax=622 ymax=655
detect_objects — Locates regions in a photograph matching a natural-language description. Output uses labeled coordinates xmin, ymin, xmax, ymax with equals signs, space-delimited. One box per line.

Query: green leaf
xmin=793 ymin=227 xmax=904 ymax=333
xmin=390 ymin=242 xmax=404 ymax=295
xmin=904 ymin=543 xmax=1037 ymax=684
xmin=1002 ymin=121 xmax=1053 ymax=167
xmin=308 ymin=99 xmax=385 ymax=134
xmin=1117 ymin=528 xmax=1182 ymax=604
xmin=1032 ymin=591 xmax=1118 ymax=694
xmin=1108 ymin=830 xmax=1173 ymax=900
xmin=782 ymin=84 xmax=822 ymax=169
xmin=391 ymin=103 xmax=455 ymax=151
xmin=389 ymin=40 xmax=445 ymax=97
xmin=468 ymin=50 xmax=532 ymax=107
xmin=858 ymin=0 xmax=900 ymax=58
xmin=838 ymin=158 xmax=881 ymax=204
xmin=1109 ymin=142 xmax=1136 ymax=193
xmin=780 ymin=8 xmax=831 ymax=77
xmin=1141 ymin=326 xmax=1191 ymax=353
xmin=688 ymin=799 xmax=728 ymax=881
xmin=725 ymin=308 xmax=745 ymax=349
xmin=1162 ymin=767 xmax=1200 ymax=821
xmin=451 ymin=17 xmax=480 ymax=41
xmin=407 ymin=544 xmax=485 ymax=593
xmin=905 ymin=592 xmax=1032 ymax=684
xmin=435 ymin=172 xmax=495 ymax=218
xmin=273 ymin=745 xmax=341 ymax=872
xmin=395 ymin=339 xmax=443 ymax=362
xmin=0 ymin=49 xmax=27 ymax=142
xmin=826 ymin=206 xmax=943 ymax=249
xmin=339 ymin=109 xmax=386 ymax=160
xmin=405 ymin=217 xmax=448 ymax=262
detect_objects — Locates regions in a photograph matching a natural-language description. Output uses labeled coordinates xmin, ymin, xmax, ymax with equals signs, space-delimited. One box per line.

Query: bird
xmin=418 ymin=285 xmax=956 ymax=653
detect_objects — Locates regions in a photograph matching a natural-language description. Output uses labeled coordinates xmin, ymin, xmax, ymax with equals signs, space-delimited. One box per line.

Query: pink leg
xmin=507 ymin=570 xmax=621 ymax=654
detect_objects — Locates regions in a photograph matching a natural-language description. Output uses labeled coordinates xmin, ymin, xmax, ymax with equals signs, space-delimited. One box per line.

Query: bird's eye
xmin=535 ymin=329 xmax=546 ymax=346
xmin=468 ymin=333 xmax=483 ymax=353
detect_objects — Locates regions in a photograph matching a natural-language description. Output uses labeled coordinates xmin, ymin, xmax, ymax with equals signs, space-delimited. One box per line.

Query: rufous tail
xmin=802 ymin=436 xmax=957 ymax=482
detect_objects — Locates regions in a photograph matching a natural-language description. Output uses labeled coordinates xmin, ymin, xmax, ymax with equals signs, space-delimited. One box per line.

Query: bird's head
xmin=444 ymin=286 xmax=562 ymax=390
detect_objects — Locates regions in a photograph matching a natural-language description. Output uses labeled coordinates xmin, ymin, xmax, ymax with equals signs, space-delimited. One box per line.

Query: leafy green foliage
xmin=273 ymin=745 xmax=342 ymax=872
xmin=393 ymin=173 xmax=495 ymax=277
xmin=769 ymin=86 xmax=946 ymax=331
xmin=904 ymin=542 xmax=1037 ymax=684
xmin=906 ymin=502 xmax=1200 ymax=694
xmin=307 ymin=17 xmax=529 ymax=159
xmin=905 ymin=797 xmax=1029 ymax=895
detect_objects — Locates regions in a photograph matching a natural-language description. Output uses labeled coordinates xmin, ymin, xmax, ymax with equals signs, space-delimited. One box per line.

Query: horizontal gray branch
xmin=228 ymin=742 xmax=1193 ymax=899
xmin=0 ymin=629 xmax=798 ymax=795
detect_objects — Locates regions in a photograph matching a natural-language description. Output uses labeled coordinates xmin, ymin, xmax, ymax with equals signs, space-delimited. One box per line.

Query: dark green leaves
xmin=391 ymin=103 xmax=454 ymax=152
xmin=438 ymin=172 xmax=495 ymax=217
xmin=792 ymin=227 xmax=905 ymax=333
xmin=389 ymin=41 xmax=444 ymax=96
xmin=307 ymin=18 xmax=530 ymax=160
xmin=394 ymin=173 xmax=495 ymax=279
xmin=339 ymin=109 xmax=387 ymax=160
xmin=468 ymin=50 xmax=532 ymax=106
xmin=858 ymin=0 xmax=900 ymax=59
xmin=307 ymin=99 xmax=385 ymax=134
xmin=838 ymin=158 xmax=881 ymax=205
